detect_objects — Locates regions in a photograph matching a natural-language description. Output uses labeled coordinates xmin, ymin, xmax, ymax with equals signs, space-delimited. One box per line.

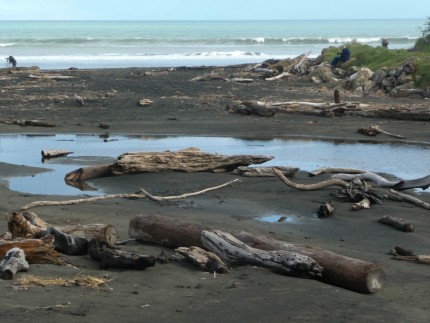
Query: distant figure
xmin=382 ymin=38 xmax=389 ymax=48
xmin=330 ymin=45 xmax=350 ymax=68
xmin=6 ymin=56 xmax=17 ymax=67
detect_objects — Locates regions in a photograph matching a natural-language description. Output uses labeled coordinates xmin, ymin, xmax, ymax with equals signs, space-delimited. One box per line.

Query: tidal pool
xmin=1 ymin=134 xmax=429 ymax=196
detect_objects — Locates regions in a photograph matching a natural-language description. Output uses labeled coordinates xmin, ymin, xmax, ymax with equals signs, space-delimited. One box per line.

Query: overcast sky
xmin=0 ymin=0 xmax=428 ymax=20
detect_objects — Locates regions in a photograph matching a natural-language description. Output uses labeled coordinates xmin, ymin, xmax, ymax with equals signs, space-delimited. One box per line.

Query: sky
xmin=0 ymin=0 xmax=428 ymax=20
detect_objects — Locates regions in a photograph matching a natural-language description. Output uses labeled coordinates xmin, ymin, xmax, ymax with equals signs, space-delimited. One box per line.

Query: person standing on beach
xmin=382 ymin=38 xmax=389 ymax=48
xmin=330 ymin=45 xmax=350 ymax=68
xmin=7 ymin=56 xmax=17 ymax=67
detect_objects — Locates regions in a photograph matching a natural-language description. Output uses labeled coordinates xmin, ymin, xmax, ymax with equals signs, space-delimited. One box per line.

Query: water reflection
xmin=0 ymin=134 xmax=429 ymax=196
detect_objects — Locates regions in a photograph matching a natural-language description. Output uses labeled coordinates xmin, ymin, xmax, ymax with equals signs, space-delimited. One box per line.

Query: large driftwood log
xmin=232 ymin=230 xmax=386 ymax=294
xmin=0 ymin=236 xmax=66 ymax=265
xmin=332 ymin=173 xmax=398 ymax=188
xmin=0 ymin=248 xmax=29 ymax=280
xmin=88 ymin=239 xmax=156 ymax=270
xmin=65 ymin=148 xmax=272 ymax=182
xmin=309 ymin=167 xmax=366 ymax=177
xmin=128 ymin=214 xmax=386 ymax=293
xmin=110 ymin=148 xmax=273 ymax=174
xmin=129 ymin=214 xmax=209 ymax=248
xmin=202 ymin=230 xmax=323 ymax=278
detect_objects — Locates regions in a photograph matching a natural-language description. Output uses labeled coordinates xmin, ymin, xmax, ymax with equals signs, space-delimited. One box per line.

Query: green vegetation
xmin=323 ymin=19 xmax=430 ymax=87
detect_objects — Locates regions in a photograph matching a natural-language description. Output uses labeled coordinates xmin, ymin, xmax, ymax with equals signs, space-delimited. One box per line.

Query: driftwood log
xmin=128 ymin=214 xmax=386 ymax=293
xmin=385 ymin=190 xmax=430 ymax=210
xmin=378 ymin=215 xmax=414 ymax=232
xmin=226 ymin=101 xmax=276 ymax=117
xmin=202 ymin=230 xmax=323 ymax=278
xmin=233 ymin=166 xmax=299 ymax=177
xmin=0 ymin=236 xmax=66 ymax=265
xmin=41 ymin=149 xmax=73 ymax=159
xmin=65 ymin=148 xmax=272 ymax=183
xmin=175 ymin=246 xmax=228 ymax=273
xmin=8 ymin=211 xmax=119 ymax=245
xmin=0 ymin=248 xmax=29 ymax=280
xmin=47 ymin=227 xmax=89 ymax=255
xmin=88 ymin=239 xmax=156 ymax=270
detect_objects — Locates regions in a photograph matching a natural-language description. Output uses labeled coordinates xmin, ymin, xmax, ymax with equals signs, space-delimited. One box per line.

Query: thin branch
xmin=19 ymin=179 xmax=241 ymax=211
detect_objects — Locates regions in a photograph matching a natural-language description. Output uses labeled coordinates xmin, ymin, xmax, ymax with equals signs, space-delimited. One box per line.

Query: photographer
xmin=6 ymin=56 xmax=17 ymax=67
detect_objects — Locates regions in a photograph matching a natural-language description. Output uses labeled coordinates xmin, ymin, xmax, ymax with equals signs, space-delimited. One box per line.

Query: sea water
xmin=0 ymin=19 xmax=424 ymax=69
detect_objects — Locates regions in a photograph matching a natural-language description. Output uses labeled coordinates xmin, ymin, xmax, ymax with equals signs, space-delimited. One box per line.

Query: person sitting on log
xmin=330 ymin=45 xmax=350 ymax=68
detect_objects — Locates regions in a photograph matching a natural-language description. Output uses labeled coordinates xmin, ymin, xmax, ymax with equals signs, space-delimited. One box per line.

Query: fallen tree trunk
xmin=202 ymin=230 xmax=323 ymax=278
xmin=88 ymin=239 xmax=156 ymax=270
xmin=128 ymin=214 xmax=386 ymax=293
xmin=392 ymin=174 xmax=430 ymax=191
xmin=65 ymin=148 xmax=272 ymax=183
xmin=0 ymin=248 xmax=29 ymax=280
xmin=332 ymin=172 xmax=399 ymax=188
xmin=309 ymin=167 xmax=366 ymax=177
xmin=232 ymin=230 xmax=386 ymax=294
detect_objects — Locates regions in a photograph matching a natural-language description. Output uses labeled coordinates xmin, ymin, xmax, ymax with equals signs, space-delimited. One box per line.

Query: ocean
xmin=0 ymin=19 xmax=425 ymax=69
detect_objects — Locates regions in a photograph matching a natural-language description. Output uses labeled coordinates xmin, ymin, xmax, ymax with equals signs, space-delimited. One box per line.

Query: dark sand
xmin=0 ymin=66 xmax=429 ymax=322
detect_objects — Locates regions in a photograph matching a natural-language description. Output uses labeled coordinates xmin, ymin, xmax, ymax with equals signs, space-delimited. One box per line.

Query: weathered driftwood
xmin=274 ymin=168 xmax=349 ymax=190
xmin=385 ymin=190 xmax=430 ymax=210
xmin=29 ymin=74 xmax=74 ymax=80
xmin=265 ymin=71 xmax=291 ymax=81
xmin=0 ymin=248 xmax=29 ymax=280
xmin=175 ymin=246 xmax=228 ymax=273
xmin=20 ymin=179 xmax=240 ymax=211
xmin=232 ymin=230 xmax=386 ymax=294
xmin=110 ymin=148 xmax=273 ymax=174
xmin=47 ymin=227 xmax=89 ymax=255
xmin=226 ymin=101 xmax=276 ymax=117
xmin=391 ymin=255 xmax=430 ymax=265
xmin=8 ymin=212 xmax=119 ymax=245
xmin=332 ymin=172 xmax=398 ymax=188
xmin=88 ymin=239 xmax=156 ymax=270
xmin=358 ymin=125 xmax=405 ymax=139
xmin=65 ymin=164 xmax=113 ymax=183
xmin=129 ymin=214 xmax=209 ymax=248
xmin=202 ymin=230 xmax=323 ymax=278
xmin=0 ymin=236 xmax=66 ymax=265
xmin=189 ymin=73 xmax=229 ymax=82
xmin=332 ymin=177 xmax=383 ymax=206
xmin=128 ymin=214 xmax=386 ymax=293
xmin=317 ymin=201 xmax=335 ymax=218
xmin=233 ymin=166 xmax=299 ymax=177
xmin=389 ymin=245 xmax=415 ymax=256
xmin=309 ymin=167 xmax=366 ymax=177
xmin=2 ymin=119 xmax=56 ymax=127
xmin=393 ymin=174 xmax=430 ymax=191
xmin=41 ymin=149 xmax=73 ymax=159
xmin=378 ymin=215 xmax=414 ymax=232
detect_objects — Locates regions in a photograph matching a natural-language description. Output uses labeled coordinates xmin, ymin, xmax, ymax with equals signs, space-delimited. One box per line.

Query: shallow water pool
xmin=1 ymin=134 xmax=429 ymax=196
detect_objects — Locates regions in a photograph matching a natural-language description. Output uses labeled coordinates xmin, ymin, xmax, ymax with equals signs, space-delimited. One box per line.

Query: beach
xmin=0 ymin=65 xmax=430 ymax=322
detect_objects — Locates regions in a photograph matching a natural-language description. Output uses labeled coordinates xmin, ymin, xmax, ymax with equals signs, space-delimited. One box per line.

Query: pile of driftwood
xmin=2 ymin=147 xmax=429 ymax=295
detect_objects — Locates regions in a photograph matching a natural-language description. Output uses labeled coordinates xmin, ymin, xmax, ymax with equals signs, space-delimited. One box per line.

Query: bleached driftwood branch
xmin=19 ymin=179 xmax=240 ymax=211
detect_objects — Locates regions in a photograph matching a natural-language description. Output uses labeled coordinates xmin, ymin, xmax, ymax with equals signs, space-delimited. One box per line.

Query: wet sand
xmin=0 ymin=66 xmax=429 ymax=322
